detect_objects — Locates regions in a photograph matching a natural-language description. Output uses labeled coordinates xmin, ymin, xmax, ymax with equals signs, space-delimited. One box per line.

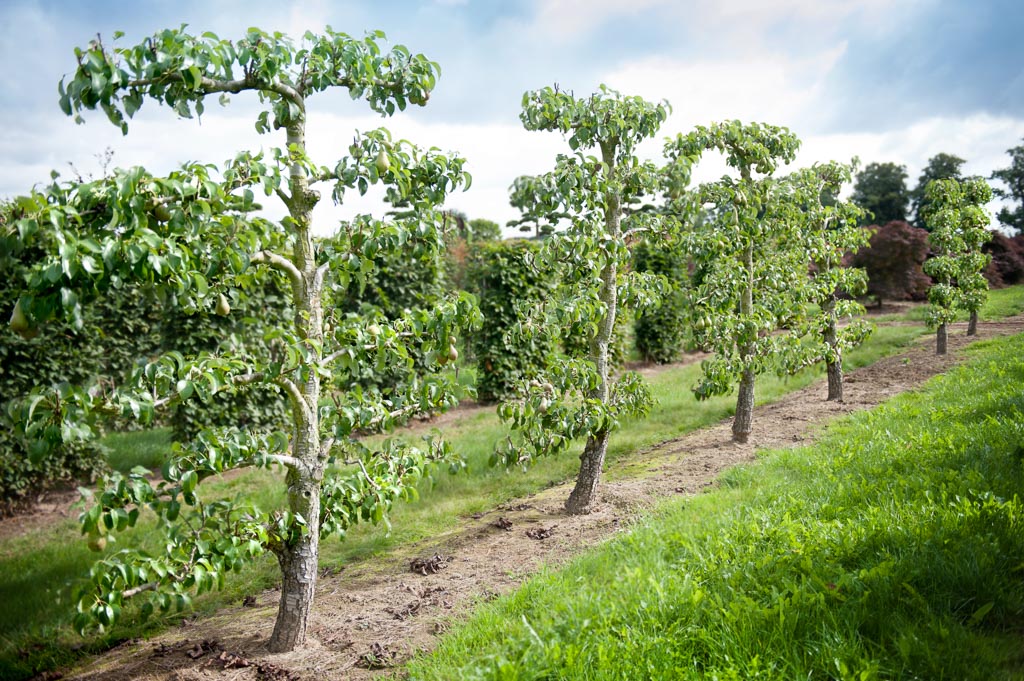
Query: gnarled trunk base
xmin=732 ymin=369 xmax=755 ymax=443
xmin=268 ymin=531 xmax=319 ymax=652
xmin=936 ymin=323 xmax=948 ymax=355
xmin=565 ymin=430 xmax=610 ymax=515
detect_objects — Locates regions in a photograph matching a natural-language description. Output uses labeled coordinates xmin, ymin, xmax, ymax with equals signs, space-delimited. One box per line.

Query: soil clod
xmin=525 ymin=526 xmax=556 ymax=540
xmin=209 ymin=650 xmax=299 ymax=680
xmin=387 ymin=600 xmax=422 ymax=620
xmin=410 ymin=553 xmax=450 ymax=575
xmin=491 ymin=517 xmax=513 ymax=531
xmin=185 ymin=639 xmax=218 ymax=660
xmin=357 ymin=641 xmax=396 ymax=669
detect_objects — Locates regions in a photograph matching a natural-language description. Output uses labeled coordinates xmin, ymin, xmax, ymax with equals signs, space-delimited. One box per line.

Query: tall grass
xmin=407 ymin=333 xmax=1024 ymax=680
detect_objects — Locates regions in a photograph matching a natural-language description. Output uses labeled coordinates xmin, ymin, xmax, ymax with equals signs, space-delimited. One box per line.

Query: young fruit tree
xmin=506 ymin=173 xmax=568 ymax=237
xmin=785 ymin=161 xmax=872 ymax=401
xmin=923 ymin=177 xmax=994 ymax=353
xmin=665 ymin=121 xmax=802 ymax=443
xmin=6 ymin=27 xmax=477 ymax=652
xmin=494 ymin=85 xmax=669 ymax=515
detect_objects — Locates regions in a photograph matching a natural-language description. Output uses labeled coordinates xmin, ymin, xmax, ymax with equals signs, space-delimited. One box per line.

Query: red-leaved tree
xmin=850 ymin=221 xmax=931 ymax=307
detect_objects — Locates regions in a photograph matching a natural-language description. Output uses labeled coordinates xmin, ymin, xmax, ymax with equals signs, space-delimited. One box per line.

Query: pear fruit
xmin=374 ymin=149 xmax=390 ymax=175
xmin=87 ymin=536 xmax=107 ymax=552
xmin=152 ymin=204 xmax=172 ymax=223
xmin=215 ymin=293 xmax=231 ymax=317
xmin=447 ymin=345 xmax=459 ymax=363
xmin=9 ymin=300 xmax=36 ymax=340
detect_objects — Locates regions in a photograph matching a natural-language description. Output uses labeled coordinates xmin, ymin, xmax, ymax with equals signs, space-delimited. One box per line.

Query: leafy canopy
xmin=8 ymin=26 xmax=478 ymax=641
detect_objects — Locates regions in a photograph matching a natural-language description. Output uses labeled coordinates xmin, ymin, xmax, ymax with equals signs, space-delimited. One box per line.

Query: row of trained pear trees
xmin=3 ymin=26 xmax=993 ymax=655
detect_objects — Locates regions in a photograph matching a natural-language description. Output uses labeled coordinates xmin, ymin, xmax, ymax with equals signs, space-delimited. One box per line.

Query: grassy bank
xmin=0 ymin=287 xmax=1020 ymax=679
xmin=407 ymin=332 xmax=1024 ymax=680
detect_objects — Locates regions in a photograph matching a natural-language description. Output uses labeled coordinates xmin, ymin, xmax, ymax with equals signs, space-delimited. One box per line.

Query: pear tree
xmin=923 ymin=177 xmax=993 ymax=353
xmin=665 ymin=121 xmax=802 ymax=443
xmin=494 ymin=85 xmax=668 ymax=515
xmin=786 ymin=161 xmax=872 ymax=401
xmin=6 ymin=27 xmax=477 ymax=652
xmin=506 ymin=173 xmax=568 ymax=237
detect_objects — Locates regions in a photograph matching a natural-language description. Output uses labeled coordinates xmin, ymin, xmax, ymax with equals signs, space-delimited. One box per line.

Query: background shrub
xmin=467 ymin=240 xmax=555 ymax=402
xmin=633 ymin=240 xmax=688 ymax=364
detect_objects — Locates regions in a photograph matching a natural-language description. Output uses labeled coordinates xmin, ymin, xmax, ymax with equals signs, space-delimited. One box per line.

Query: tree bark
xmin=268 ymin=116 xmax=326 ymax=653
xmin=565 ymin=139 xmax=619 ymax=516
xmin=826 ymin=361 xmax=843 ymax=402
xmin=936 ymin=322 xmax=948 ymax=355
xmin=823 ymin=297 xmax=843 ymax=401
xmin=733 ymin=236 xmax=755 ymax=443
xmin=269 ymin=465 xmax=321 ymax=652
xmin=565 ymin=430 xmax=610 ymax=515
xmin=967 ymin=310 xmax=978 ymax=336
xmin=733 ymin=368 xmax=755 ymax=443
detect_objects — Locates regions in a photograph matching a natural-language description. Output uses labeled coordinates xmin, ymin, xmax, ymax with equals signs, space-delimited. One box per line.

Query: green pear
xmin=9 ymin=300 xmax=36 ymax=339
xmin=216 ymin=293 xmax=231 ymax=316
xmin=374 ymin=149 xmax=390 ymax=175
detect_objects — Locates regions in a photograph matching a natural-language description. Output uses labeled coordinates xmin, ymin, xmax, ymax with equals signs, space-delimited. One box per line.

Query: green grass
xmin=869 ymin=284 xmax=1024 ymax=324
xmin=406 ymin=332 xmax=1024 ymax=680
xmin=102 ymin=427 xmax=173 ymax=473
xmin=0 ymin=285 xmax=1021 ymax=680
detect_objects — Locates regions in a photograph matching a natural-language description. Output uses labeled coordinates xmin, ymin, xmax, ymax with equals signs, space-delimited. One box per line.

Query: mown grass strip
xmin=406 ymin=331 xmax=1024 ymax=680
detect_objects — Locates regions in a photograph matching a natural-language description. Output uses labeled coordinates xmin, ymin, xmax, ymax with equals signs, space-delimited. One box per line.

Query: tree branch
xmin=252 ymin=250 xmax=303 ymax=289
xmin=275 ymin=187 xmax=293 ymax=211
xmin=341 ymin=456 xmax=382 ymax=491
xmin=276 ymin=375 xmax=313 ymax=422
xmin=123 ymin=582 xmax=159 ymax=599
xmin=267 ymin=453 xmax=308 ymax=474
xmin=364 ymin=404 xmax=422 ymax=431
xmin=314 ymin=261 xmax=330 ymax=293
xmin=127 ymin=74 xmax=303 ymax=107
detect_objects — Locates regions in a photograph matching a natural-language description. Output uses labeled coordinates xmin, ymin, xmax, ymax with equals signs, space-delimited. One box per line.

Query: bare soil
xmin=45 ymin=316 xmax=1024 ymax=680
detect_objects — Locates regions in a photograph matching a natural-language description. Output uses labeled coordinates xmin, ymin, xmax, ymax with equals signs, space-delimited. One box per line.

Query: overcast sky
xmin=1 ymin=0 xmax=1022 ymax=235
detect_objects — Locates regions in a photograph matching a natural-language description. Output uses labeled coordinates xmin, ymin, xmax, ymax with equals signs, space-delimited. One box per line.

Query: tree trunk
xmin=967 ymin=310 xmax=978 ymax=336
xmin=936 ymin=322 xmax=947 ymax=355
xmin=565 ymin=430 xmax=610 ymax=515
xmin=823 ymin=297 xmax=843 ymax=401
xmin=268 ymin=117 xmax=325 ymax=653
xmin=733 ymin=236 xmax=755 ymax=443
xmin=565 ymin=140 xmax=619 ymax=516
xmin=733 ymin=368 xmax=755 ymax=443
xmin=269 ymin=466 xmax=321 ymax=652
xmin=826 ymin=361 xmax=843 ymax=402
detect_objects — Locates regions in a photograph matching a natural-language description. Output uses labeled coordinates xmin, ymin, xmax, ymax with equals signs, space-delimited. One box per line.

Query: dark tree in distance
xmin=991 ymin=138 xmax=1024 ymax=234
xmin=468 ymin=218 xmax=502 ymax=242
xmin=851 ymin=162 xmax=910 ymax=226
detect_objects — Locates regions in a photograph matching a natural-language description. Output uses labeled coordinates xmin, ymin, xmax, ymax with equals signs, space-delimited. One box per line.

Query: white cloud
xmin=529 ymin=0 xmax=666 ymax=41
xmin=604 ymin=46 xmax=847 ymax=134
xmin=599 ymin=47 xmax=1024 ymax=227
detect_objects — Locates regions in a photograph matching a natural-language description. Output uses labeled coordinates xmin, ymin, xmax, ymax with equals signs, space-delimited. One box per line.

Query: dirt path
xmin=57 ymin=316 xmax=1024 ymax=680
